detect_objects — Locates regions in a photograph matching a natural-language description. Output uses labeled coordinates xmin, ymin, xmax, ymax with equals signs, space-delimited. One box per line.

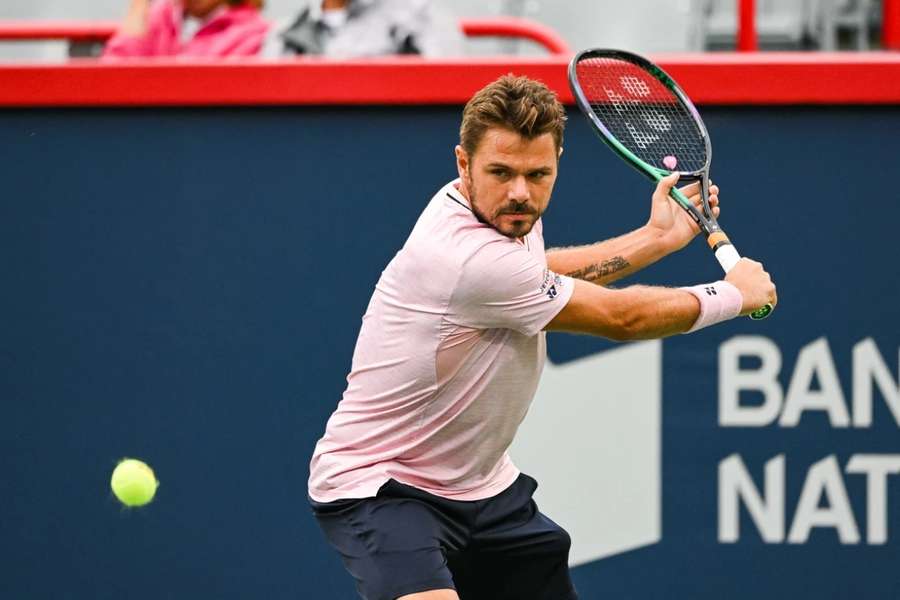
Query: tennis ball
xmin=110 ymin=458 xmax=158 ymax=507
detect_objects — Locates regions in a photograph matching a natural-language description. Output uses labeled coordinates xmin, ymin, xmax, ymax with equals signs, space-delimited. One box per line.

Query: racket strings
xmin=575 ymin=57 xmax=708 ymax=173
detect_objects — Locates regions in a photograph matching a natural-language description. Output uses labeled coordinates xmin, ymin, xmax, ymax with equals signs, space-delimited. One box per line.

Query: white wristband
xmin=680 ymin=281 xmax=743 ymax=333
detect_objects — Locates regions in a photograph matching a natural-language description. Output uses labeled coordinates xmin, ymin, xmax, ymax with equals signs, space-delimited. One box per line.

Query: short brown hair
xmin=459 ymin=75 xmax=566 ymax=158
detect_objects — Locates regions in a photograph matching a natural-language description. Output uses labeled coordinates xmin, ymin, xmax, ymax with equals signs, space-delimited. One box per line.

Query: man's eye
xmin=530 ymin=171 xmax=548 ymax=180
xmin=491 ymin=169 xmax=509 ymax=177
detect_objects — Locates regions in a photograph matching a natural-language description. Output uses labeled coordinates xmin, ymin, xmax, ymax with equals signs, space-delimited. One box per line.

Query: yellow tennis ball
xmin=110 ymin=458 xmax=159 ymax=507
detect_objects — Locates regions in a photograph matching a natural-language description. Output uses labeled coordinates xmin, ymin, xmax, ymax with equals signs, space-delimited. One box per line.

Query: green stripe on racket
xmin=568 ymin=48 xmax=772 ymax=320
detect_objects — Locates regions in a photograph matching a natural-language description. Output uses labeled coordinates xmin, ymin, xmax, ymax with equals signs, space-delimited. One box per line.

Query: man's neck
xmin=452 ymin=181 xmax=528 ymax=244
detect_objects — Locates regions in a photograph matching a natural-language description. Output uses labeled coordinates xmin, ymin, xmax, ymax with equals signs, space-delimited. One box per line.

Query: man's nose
xmin=508 ymin=175 xmax=529 ymax=201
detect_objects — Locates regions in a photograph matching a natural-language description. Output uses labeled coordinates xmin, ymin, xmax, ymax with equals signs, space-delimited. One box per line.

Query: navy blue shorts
xmin=310 ymin=473 xmax=577 ymax=600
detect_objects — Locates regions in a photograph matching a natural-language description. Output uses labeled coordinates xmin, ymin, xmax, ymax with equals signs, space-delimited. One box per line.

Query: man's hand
xmin=725 ymin=258 xmax=777 ymax=316
xmin=646 ymin=173 xmax=720 ymax=253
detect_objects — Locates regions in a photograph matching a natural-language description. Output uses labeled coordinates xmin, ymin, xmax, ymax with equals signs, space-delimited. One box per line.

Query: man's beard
xmin=466 ymin=172 xmax=540 ymax=239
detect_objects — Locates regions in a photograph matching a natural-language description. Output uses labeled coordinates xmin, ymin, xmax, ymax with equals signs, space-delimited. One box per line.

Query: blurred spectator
xmin=103 ymin=0 xmax=269 ymax=58
xmin=263 ymin=0 xmax=463 ymax=57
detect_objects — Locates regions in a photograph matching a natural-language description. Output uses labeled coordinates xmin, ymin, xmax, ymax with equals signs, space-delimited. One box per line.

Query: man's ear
xmin=455 ymin=145 xmax=469 ymax=178
xmin=558 ymin=146 xmax=564 ymax=160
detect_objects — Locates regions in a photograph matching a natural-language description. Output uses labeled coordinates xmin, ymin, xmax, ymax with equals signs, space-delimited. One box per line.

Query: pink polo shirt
xmin=308 ymin=181 xmax=574 ymax=502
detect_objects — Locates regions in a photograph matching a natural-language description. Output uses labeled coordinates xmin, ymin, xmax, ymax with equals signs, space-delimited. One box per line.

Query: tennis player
xmin=308 ymin=75 xmax=776 ymax=600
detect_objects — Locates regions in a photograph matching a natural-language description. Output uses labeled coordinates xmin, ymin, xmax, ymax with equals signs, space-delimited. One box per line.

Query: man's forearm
xmin=546 ymin=225 xmax=670 ymax=286
xmin=546 ymin=280 xmax=702 ymax=341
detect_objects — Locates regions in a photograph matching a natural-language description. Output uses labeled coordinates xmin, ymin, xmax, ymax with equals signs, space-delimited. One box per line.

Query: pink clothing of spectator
xmin=103 ymin=0 xmax=269 ymax=58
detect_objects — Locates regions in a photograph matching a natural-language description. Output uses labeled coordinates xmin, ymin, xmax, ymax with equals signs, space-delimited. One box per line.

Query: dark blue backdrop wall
xmin=2 ymin=106 xmax=898 ymax=599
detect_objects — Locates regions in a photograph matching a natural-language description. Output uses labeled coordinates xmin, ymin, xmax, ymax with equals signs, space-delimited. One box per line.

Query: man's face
xmin=455 ymin=127 xmax=560 ymax=239
xmin=182 ymin=0 xmax=227 ymax=19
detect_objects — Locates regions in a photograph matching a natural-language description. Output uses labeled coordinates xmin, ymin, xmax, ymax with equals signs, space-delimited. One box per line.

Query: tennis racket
xmin=568 ymin=49 xmax=772 ymax=320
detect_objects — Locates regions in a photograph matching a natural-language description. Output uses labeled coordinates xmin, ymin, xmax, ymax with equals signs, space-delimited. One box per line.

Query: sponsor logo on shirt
xmin=540 ymin=269 xmax=563 ymax=300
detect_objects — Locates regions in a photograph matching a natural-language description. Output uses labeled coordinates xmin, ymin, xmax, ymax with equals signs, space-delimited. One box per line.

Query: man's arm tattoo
xmin=565 ymin=256 xmax=630 ymax=283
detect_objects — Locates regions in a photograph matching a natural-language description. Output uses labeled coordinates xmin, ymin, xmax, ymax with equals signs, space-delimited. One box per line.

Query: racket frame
xmin=568 ymin=48 xmax=772 ymax=320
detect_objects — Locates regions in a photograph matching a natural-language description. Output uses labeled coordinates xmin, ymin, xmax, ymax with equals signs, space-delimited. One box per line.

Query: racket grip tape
xmin=706 ymin=233 xmax=773 ymax=320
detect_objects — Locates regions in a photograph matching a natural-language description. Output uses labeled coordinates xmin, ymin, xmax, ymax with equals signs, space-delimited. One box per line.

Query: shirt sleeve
xmin=448 ymin=238 xmax=574 ymax=336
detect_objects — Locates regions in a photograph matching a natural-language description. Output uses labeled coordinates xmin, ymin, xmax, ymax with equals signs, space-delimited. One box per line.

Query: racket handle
xmin=713 ymin=243 xmax=741 ymax=273
xmin=710 ymin=237 xmax=773 ymax=321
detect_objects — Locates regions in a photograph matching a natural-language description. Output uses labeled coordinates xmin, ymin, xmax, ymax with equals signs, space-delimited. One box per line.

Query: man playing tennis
xmin=308 ymin=75 xmax=776 ymax=600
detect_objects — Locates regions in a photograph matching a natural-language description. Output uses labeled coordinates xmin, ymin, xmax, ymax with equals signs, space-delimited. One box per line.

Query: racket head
xmin=568 ymin=49 xmax=712 ymax=183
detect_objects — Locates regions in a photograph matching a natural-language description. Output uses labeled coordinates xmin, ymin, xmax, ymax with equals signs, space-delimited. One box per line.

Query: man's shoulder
xmin=408 ymin=182 xmax=516 ymax=268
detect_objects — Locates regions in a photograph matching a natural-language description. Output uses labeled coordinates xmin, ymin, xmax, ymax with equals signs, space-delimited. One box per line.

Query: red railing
xmin=0 ymin=17 xmax=571 ymax=56
xmin=0 ymin=20 xmax=116 ymax=43
xmin=737 ymin=0 xmax=757 ymax=52
xmin=460 ymin=17 xmax=570 ymax=55
xmin=1 ymin=53 xmax=899 ymax=107
xmin=0 ymin=14 xmax=898 ymax=108
xmin=886 ymin=0 xmax=900 ymax=50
